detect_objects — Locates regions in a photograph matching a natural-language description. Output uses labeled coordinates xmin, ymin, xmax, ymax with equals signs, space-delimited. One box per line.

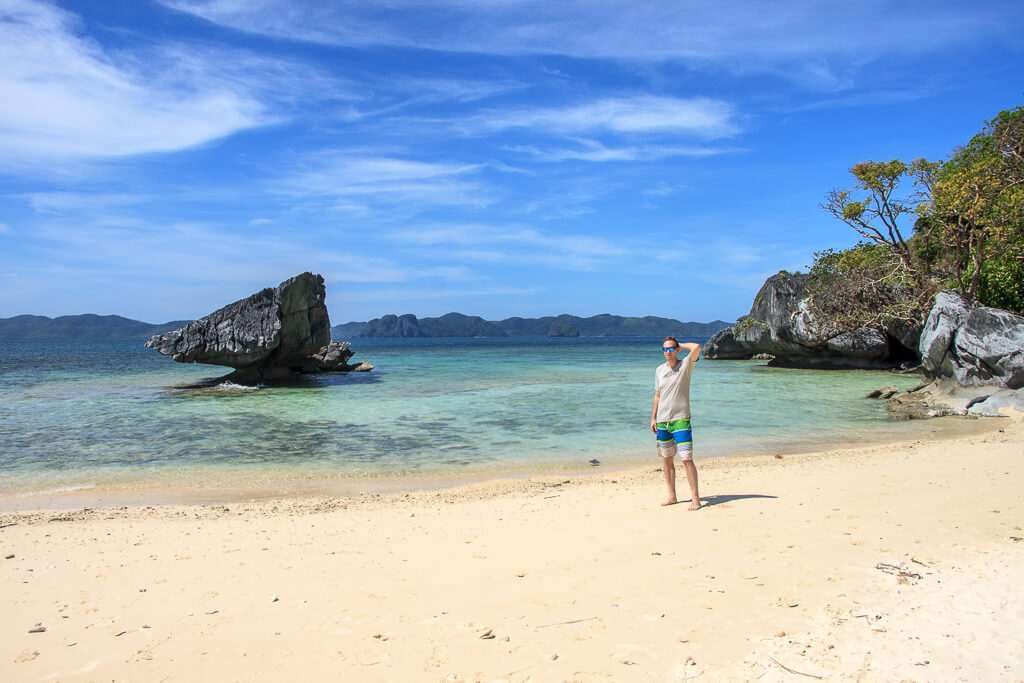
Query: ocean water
xmin=0 ymin=337 xmax=959 ymax=500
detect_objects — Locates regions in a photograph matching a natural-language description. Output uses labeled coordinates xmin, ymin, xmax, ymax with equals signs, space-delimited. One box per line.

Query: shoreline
xmin=0 ymin=413 xmax=1011 ymax=521
xmin=2 ymin=414 xmax=1021 ymax=680
xmin=0 ymin=414 xmax=1001 ymax=513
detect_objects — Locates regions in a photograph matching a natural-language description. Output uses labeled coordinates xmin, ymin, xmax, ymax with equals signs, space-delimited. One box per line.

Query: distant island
xmin=0 ymin=314 xmax=191 ymax=341
xmin=339 ymin=312 xmax=732 ymax=338
xmin=1 ymin=312 xmax=732 ymax=340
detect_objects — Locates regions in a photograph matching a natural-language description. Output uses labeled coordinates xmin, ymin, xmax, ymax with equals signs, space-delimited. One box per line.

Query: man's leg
xmin=661 ymin=455 xmax=677 ymax=506
xmin=656 ymin=423 xmax=679 ymax=506
xmin=681 ymin=458 xmax=701 ymax=510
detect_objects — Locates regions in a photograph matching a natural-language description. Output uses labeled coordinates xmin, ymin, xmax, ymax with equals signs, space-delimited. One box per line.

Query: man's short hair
xmin=662 ymin=336 xmax=679 ymax=347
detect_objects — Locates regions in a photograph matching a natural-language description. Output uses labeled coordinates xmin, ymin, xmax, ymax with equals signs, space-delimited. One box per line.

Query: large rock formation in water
xmin=703 ymin=272 xmax=919 ymax=369
xmin=146 ymin=272 xmax=372 ymax=382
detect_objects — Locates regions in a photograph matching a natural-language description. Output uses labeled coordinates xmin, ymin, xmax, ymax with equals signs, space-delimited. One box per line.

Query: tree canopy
xmin=812 ymin=105 xmax=1024 ymax=329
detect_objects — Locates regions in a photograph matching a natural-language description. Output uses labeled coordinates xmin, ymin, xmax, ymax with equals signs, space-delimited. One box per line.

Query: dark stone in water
xmin=146 ymin=272 xmax=373 ymax=383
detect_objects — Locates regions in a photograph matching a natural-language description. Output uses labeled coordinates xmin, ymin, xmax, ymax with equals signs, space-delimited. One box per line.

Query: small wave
xmin=180 ymin=381 xmax=265 ymax=394
xmin=18 ymin=483 xmax=97 ymax=497
xmin=215 ymin=381 xmax=265 ymax=392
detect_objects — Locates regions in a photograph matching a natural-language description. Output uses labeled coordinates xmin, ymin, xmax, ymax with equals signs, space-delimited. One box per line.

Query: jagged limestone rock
xmin=919 ymin=290 xmax=1024 ymax=389
xmin=146 ymin=272 xmax=371 ymax=382
xmin=704 ymin=271 xmax=895 ymax=368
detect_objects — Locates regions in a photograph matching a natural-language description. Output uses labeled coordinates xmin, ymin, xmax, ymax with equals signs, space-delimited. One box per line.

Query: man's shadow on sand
xmin=699 ymin=493 xmax=777 ymax=508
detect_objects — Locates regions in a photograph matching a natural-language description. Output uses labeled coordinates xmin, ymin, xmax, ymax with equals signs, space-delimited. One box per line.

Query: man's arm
xmin=678 ymin=342 xmax=701 ymax=363
xmin=651 ymin=390 xmax=660 ymax=433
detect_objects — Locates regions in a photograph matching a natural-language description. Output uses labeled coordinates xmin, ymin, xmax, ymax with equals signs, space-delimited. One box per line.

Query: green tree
xmin=928 ymin=106 xmax=1024 ymax=303
xmin=815 ymin=105 xmax=1024 ymax=328
xmin=821 ymin=159 xmax=938 ymax=280
xmin=813 ymin=159 xmax=939 ymax=329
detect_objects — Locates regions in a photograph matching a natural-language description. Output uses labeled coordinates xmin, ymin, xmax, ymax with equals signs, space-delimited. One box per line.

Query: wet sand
xmin=2 ymin=415 xmax=1022 ymax=681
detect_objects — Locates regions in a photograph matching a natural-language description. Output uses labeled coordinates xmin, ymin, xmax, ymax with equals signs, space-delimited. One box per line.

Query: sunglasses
xmin=662 ymin=347 xmax=679 ymax=352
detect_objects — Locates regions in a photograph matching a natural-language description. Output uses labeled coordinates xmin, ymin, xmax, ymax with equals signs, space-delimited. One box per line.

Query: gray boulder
xmin=967 ymin=389 xmax=1024 ymax=417
xmin=703 ymin=326 xmax=748 ymax=359
xmin=919 ymin=291 xmax=973 ymax=377
xmin=886 ymin=291 xmax=1024 ymax=419
xmin=302 ymin=340 xmax=375 ymax=374
xmin=825 ymin=328 xmax=890 ymax=360
xmin=919 ymin=290 xmax=1024 ymax=389
xmin=146 ymin=272 xmax=371 ymax=382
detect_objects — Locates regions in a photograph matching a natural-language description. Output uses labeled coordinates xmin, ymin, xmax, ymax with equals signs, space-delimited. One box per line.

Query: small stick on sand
xmin=768 ymin=656 xmax=823 ymax=679
xmin=536 ymin=616 xmax=599 ymax=628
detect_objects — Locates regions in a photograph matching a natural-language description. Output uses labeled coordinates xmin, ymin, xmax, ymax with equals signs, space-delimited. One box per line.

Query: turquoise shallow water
xmin=0 ymin=337 xmax=944 ymax=497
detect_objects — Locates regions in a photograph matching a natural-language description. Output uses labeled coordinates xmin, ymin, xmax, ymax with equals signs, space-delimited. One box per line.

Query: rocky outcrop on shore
xmin=706 ymin=271 xmax=1023 ymax=419
xmin=146 ymin=273 xmax=372 ymax=383
xmin=884 ymin=291 xmax=1024 ymax=419
xmin=703 ymin=272 xmax=918 ymax=368
xmin=919 ymin=291 xmax=1024 ymax=389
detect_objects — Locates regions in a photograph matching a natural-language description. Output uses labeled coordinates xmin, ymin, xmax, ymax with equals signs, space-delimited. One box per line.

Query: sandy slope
xmin=2 ymin=416 xmax=1022 ymax=682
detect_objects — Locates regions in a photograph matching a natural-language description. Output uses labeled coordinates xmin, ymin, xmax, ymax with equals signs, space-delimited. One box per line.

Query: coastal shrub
xmin=974 ymin=253 xmax=1024 ymax=314
xmin=807 ymin=242 xmax=935 ymax=332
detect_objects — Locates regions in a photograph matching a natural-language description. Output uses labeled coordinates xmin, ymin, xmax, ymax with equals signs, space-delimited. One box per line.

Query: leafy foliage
xmin=806 ymin=242 xmax=936 ymax=333
xmin=928 ymin=105 xmax=1024 ymax=309
xmin=813 ymin=105 xmax=1024 ymax=327
xmin=821 ymin=158 xmax=937 ymax=278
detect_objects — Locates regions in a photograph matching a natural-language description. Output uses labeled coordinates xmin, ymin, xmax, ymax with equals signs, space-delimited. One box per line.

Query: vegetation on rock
xmin=812 ymin=105 xmax=1024 ymax=329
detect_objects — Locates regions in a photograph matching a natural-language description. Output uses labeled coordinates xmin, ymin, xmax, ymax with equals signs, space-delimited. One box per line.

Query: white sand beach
xmin=2 ymin=415 xmax=1023 ymax=682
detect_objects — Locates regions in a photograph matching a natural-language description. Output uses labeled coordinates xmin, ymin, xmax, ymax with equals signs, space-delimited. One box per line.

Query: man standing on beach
xmin=651 ymin=337 xmax=702 ymax=509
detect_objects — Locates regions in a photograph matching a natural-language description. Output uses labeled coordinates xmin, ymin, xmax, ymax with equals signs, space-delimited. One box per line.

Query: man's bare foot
xmin=661 ymin=499 xmax=677 ymax=507
xmin=687 ymin=500 xmax=702 ymax=511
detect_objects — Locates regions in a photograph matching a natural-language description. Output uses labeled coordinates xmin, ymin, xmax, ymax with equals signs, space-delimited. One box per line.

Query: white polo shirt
xmin=655 ymin=355 xmax=695 ymax=422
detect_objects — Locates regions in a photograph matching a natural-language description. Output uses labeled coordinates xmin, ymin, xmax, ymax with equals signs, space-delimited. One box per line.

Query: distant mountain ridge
xmin=0 ymin=312 xmax=733 ymax=341
xmin=339 ymin=312 xmax=733 ymax=338
xmin=0 ymin=314 xmax=191 ymax=340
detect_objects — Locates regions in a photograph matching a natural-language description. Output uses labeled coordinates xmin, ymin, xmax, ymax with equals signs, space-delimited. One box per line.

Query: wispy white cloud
xmin=320 ymin=76 xmax=526 ymax=125
xmin=0 ymin=222 xmax=12 ymax=235
xmin=389 ymin=77 xmax=527 ymax=105
xmin=25 ymin=192 xmax=150 ymax=214
xmin=643 ymin=182 xmax=682 ymax=197
xmin=399 ymin=223 xmax=624 ymax=254
xmin=508 ymin=139 xmax=737 ymax=163
xmin=158 ymin=0 xmax=1023 ymax=74
xmin=394 ymin=222 xmax=628 ymax=271
xmin=0 ymin=0 xmax=291 ymax=172
xmin=478 ymin=96 xmax=737 ymax=138
xmin=274 ymin=151 xmax=496 ymax=209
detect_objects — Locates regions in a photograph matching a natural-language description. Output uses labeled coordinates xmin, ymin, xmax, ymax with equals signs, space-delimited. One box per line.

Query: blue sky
xmin=1 ymin=1 xmax=1022 ymax=325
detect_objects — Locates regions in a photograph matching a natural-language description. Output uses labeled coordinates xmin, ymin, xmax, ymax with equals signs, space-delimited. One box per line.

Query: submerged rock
xmin=884 ymin=378 xmax=1024 ymax=420
xmin=146 ymin=273 xmax=372 ymax=383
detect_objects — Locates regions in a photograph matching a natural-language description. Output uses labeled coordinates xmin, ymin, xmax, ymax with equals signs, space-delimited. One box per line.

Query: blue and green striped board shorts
xmin=656 ymin=418 xmax=693 ymax=456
